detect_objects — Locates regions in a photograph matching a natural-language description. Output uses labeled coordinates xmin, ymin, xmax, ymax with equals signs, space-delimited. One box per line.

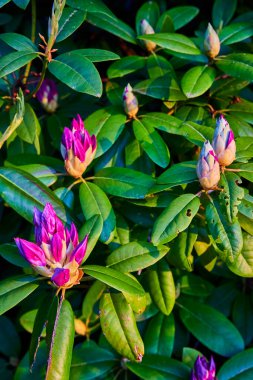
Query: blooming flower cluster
xmin=36 ymin=79 xmax=58 ymax=113
xmin=191 ymin=356 xmax=216 ymax=380
xmin=61 ymin=114 xmax=97 ymax=178
xmin=197 ymin=115 xmax=236 ymax=190
xmin=15 ymin=203 xmax=88 ymax=288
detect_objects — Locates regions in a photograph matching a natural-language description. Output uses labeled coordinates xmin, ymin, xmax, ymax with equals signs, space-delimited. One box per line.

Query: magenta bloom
xmin=191 ymin=356 xmax=216 ymax=380
xmin=36 ymin=79 xmax=58 ymax=113
xmin=196 ymin=141 xmax=220 ymax=190
xmin=15 ymin=203 xmax=88 ymax=288
xmin=61 ymin=114 xmax=97 ymax=178
xmin=212 ymin=115 xmax=236 ymax=166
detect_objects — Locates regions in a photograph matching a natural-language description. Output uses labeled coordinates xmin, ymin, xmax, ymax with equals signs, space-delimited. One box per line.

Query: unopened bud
xmin=140 ymin=19 xmax=156 ymax=52
xmin=204 ymin=23 xmax=220 ymax=59
xmin=36 ymin=79 xmax=58 ymax=113
xmin=123 ymin=83 xmax=139 ymax=118
xmin=212 ymin=115 xmax=236 ymax=166
xmin=196 ymin=141 xmax=220 ymax=190
xmin=74 ymin=319 xmax=87 ymax=336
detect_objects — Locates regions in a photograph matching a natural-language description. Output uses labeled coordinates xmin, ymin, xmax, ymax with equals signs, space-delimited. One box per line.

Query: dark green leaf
xmin=167 ymin=6 xmax=199 ymax=30
xmin=70 ymin=48 xmax=119 ymax=62
xmin=56 ymin=8 xmax=86 ymax=42
xmin=146 ymin=54 xmax=175 ymax=79
xmin=0 ymin=316 xmax=21 ymax=357
xmin=212 ymin=0 xmax=237 ymax=28
xmin=107 ymin=56 xmax=146 ymax=78
xmin=0 ymin=243 xmax=29 ymax=268
xmin=167 ymin=228 xmax=197 ymax=271
xmin=181 ymin=65 xmax=216 ymax=98
xmin=0 ymin=32 xmax=37 ymax=51
xmin=215 ymin=54 xmax=253 ymax=81
xmin=220 ymin=22 xmax=253 ymax=45
xmin=82 ymin=280 xmax=106 ymax=322
xmin=179 ymin=273 xmax=213 ymax=297
xmin=135 ymin=1 xmax=160 ymax=36
xmin=227 ymin=233 xmax=253 ymax=277
xmin=218 ymin=348 xmax=253 ymax=380
xmin=219 ymin=172 xmax=244 ymax=223
xmin=0 ymin=50 xmax=38 ymax=78
xmin=232 ymin=293 xmax=253 ymax=345
xmin=12 ymin=0 xmax=29 ymax=9
xmin=79 ymin=215 xmax=103 ymax=260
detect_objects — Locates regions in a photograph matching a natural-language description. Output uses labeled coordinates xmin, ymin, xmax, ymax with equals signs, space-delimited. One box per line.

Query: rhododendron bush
xmin=0 ymin=0 xmax=253 ymax=379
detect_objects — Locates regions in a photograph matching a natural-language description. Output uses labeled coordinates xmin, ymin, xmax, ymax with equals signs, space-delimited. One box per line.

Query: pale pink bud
xmin=212 ymin=115 xmax=236 ymax=166
xmin=204 ymin=23 xmax=220 ymax=59
xmin=140 ymin=19 xmax=156 ymax=52
xmin=196 ymin=141 xmax=220 ymax=190
xmin=123 ymin=84 xmax=139 ymax=118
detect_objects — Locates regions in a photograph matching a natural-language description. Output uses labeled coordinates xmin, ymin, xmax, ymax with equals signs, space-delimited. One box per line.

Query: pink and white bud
xmin=36 ymin=79 xmax=58 ymax=113
xmin=196 ymin=141 xmax=220 ymax=190
xmin=140 ymin=19 xmax=156 ymax=52
xmin=212 ymin=115 xmax=236 ymax=166
xmin=123 ymin=83 xmax=139 ymax=118
xmin=204 ymin=23 xmax=220 ymax=59
xmin=15 ymin=203 xmax=89 ymax=289
xmin=61 ymin=115 xmax=97 ymax=178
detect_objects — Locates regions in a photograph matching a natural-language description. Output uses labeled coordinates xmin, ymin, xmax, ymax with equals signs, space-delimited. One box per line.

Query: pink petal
xmin=14 ymin=238 xmax=46 ymax=266
xmin=51 ymin=268 xmax=70 ymax=287
xmin=51 ymin=233 xmax=63 ymax=262
xmin=69 ymin=235 xmax=88 ymax=265
xmin=70 ymin=223 xmax=79 ymax=247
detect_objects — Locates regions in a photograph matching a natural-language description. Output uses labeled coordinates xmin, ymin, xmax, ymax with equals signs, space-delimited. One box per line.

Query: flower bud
xmin=123 ymin=83 xmax=139 ymax=118
xmin=191 ymin=355 xmax=216 ymax=380
xmin=196 ymin=141 xmax=220 ymax=190
xmin=61 ymin=114 xmax=97 ymax=178
xmin=212 ymin=115 xmax=236 ymax=166
xmin=140 ymin=19 xmax=156 ymax=52
xmin=204 ymin=23 xmax=220 ymax=59
xmin=36 ymin=79 xmax=58 ymax=113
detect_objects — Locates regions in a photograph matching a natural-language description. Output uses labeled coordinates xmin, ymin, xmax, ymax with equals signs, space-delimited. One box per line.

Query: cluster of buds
xmin=123 ymin=83 xmax=139 ymax=119
xmin=197 ymin=115 xmax=236 ymax=190
xmin=15 ymin=203 xmax=88 ymax=289
xmin=36 ymin=79 xmax=58 ymax=113
xmin=204 ymin=23 xmax=220 ymax=59
xmin=140 ymin=19 xmax=156 ymax=52
xmin=61 ymin=114 xmax=97 ymax=178
xmin=191 ymin=356 xmax=216 ymax=380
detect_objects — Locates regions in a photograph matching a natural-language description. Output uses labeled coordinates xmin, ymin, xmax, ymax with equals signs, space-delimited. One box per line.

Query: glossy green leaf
xmin=156 ymin=161 xmax=197 ymax=188
xmin=66 ymin=0 xmax=114 ymax=16
xmin=156 ymin=13 xmax=174 ymax=33
xmin=79 ymin=215 xmax=103 ymax=260
xmin=227 ymin=233 xmax=253 ymax=277
xmin=14 ymin=341 xmax=47 ymax=380
xmin=167 ymin=6 xmax=199 ymax=30
xmin=48 ymin=52 xmax=102 ymax=96
xmin=20 ymin=309 xmax=39 ymax=334
xmin=167 ymin=228 xmax=197 ymax=271
xmin=79 ymin=182 xmax=116 ymax=244
xmin=0 ymin=275 xmax=38 ymax=315
xmin=83 ymin=265 xmax=145 ymax=296
xmin=12 ymin=0 xmax=29 ymax=9
xmin=106 ymin=241 xmax=169 ymax=272
xmin=206 ymin=199 xmax=243 ymax=263
xmin=181 ymin=65 xmax=216 ymax=98
xmin=147 ymin=260 xmax=176 ymax=315
xmin=46 ymin=300 xmax=74 ymax=380
xmin=85 ymin=107 xmax=126 ymax=158
xmin=135 ymin=1 xmax=160 ymax=35
xmin=82 ymin=280 xmax=106 ymax=322
xmin=144 ymin=313 xmax=175 ymax=357
xmin=220 ymin=22 xmax=253 ymax=45
xmin=133 ymin=119 xmax=170 ymax=168
xmin=178 ymin=297 xmax=244 ymax=357
xmin=100 ymin=293 xmax=144 ymax=361
xmin=230 ymin=163 xmax=253 ymax=182
xmin=56 ymin=8 xmax=86 ymax=42
xmin=232 ymin=293 xmax=253 ymax=345
xmin=212 ymin=0 xmax=237 ymax=28
xmin=0 ymin=50 xmax=38 ymax=78
xmin=70 ymin=340 xmax=117 ymax=380
xmin=146 ymin=54 xmax=175 ymax=79
xmin=179 ymin=273 xmax=213 ymax=297
xmin=94 ymin=167 xmax=155 ymax=199
xmin=126 ymin=354 xmax=191 ymax=380
xmin=107 ymin=56 xmax=146 ymax=78
xmin=215 ymin=54 xmax=253 ymax=81
xmin=0 ymin=32 xmax=36 ymax=51
xmin=182 ymin=347 xmax=202 ymax=368
xmin=152 ymin=194 xmax=200 ymax=245
xmin=219 ymin=172 xmax=244 ymax=223
xmin=218 ymin=348 xmax=253 ymax=380
xmin=70 ymin=48 xmax=119 ymax=62
xmin=138 ymin=33 xmax=201 ymax=55
xmin=0 ymin=243 xmax=29 ymax=267
xmin=14 ymin=103 xmax=40 ymax=149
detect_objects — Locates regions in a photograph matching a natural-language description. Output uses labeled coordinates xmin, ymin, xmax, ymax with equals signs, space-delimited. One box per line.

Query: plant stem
xmin=23 ymin=0 xmax=37 ymax=85
xmin=25 ymin=59 xmax=48 ymax=101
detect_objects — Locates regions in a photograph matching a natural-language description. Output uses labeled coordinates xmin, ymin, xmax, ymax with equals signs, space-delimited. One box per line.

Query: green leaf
xmin=70 ymin=48 xmax=119 ymax=62
xmin=126 ymin=354 xmax=191 ymax=380
xmin=46 ymin=300 xmax=74 ymax=380
xmin=82 ymin=280 xmax=106 ymax=322
xmin=146 ymin=54 xmax=175 ymax=79
xmin=218 ymin=348 xmax=253 ymax=380
xmin=107 ymin=56 xmax=146 ymax=78
xmin=79 ymin=182 xmax=116 ymax=244
xmin=15 ymin=103 xmax=40 ymax=147
xmin=12 ymin=0 xmax=30 ymax=9
xmin=87 ymin=12 xmax=136 ymax=45
xmin=219 ymin=23 xmax=253 ymax=45
xmin=147 ymin=260 xmax=176 ymax=316
xmin=0 ymin=243 xmax=29 ymax=267
xmin=230 ymin=163 xmax=253 ymax=182
xmin=167 ymin=6 xmax=199 ymax=30
xmin=85 ymin=107 xmax=126 ymax=158
xmin=178 ymin=297 xmax=244 ymax=357
xmin=83 ymin=265 xmax=145 ymax=296
xmin=0 ymin=32 xmax=37 ymax=51
xmin=167 ymin=228 xmax=197 ymax=271
xmin=0 ymin=167 xmax=74 ymax=225
xmin=106 ymin=241 xmax=169 ymax=272
xmin=79 ymin=215 xmax=103 ymax=260
xmin=71 ymin=340 xmax=117 ymax=380
xmin=227 ymin=233 xmax=253 ymax=277
xmin=0 ymin=275 xmax=38 ymax=315
xmin=179 ymin=273 xmax=214 ymax=297
xmin=232 ymin=293 xmax=253 ymax=345
xmin=215 ymin=54 xmax=253 ymax=81
xmin=100 ymin=293 xmax=144 ymax=361
xmin=48 ymin=52 xmax=102 ymax=97
xmin=133 ymin=119 xmax=170 ymax=168
xmin=219 ymin=172 xmax=244 ymax=223
xmin=152 ymin=194 xmax=200 ymax=245
xmin=0 ymin=316 xmax=21 ymax=357
xmin=181 ymin=66 xmax=216 ymax=98
xmin=56 ymin=8 xmax=86 ymax=42
xmin=156 ymin=161 xmax=198 ymax=188
xmin=206 ymin=199 xmax=243 ymax=263
xmin=212 ymin=0 xmax=237 ymax=29
xmin=0 ymin=50 xmax=38 ymax=78
xmin=144 ymin=313 xmax=175 ymax=357
xmin=135 ymin=1 xmax=160 ymax=36
xmin=20 ymin=309 xmax=39 ymax=334
xmin=138 ymin=33 xmax=201 ymax=55
xmin=66 ymin=0 xmax=114 ymax=16
xmin=182 ymin=347 xmax=202 ymax=368
xmin=94 ymin=167 xmax=155 ymax=199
